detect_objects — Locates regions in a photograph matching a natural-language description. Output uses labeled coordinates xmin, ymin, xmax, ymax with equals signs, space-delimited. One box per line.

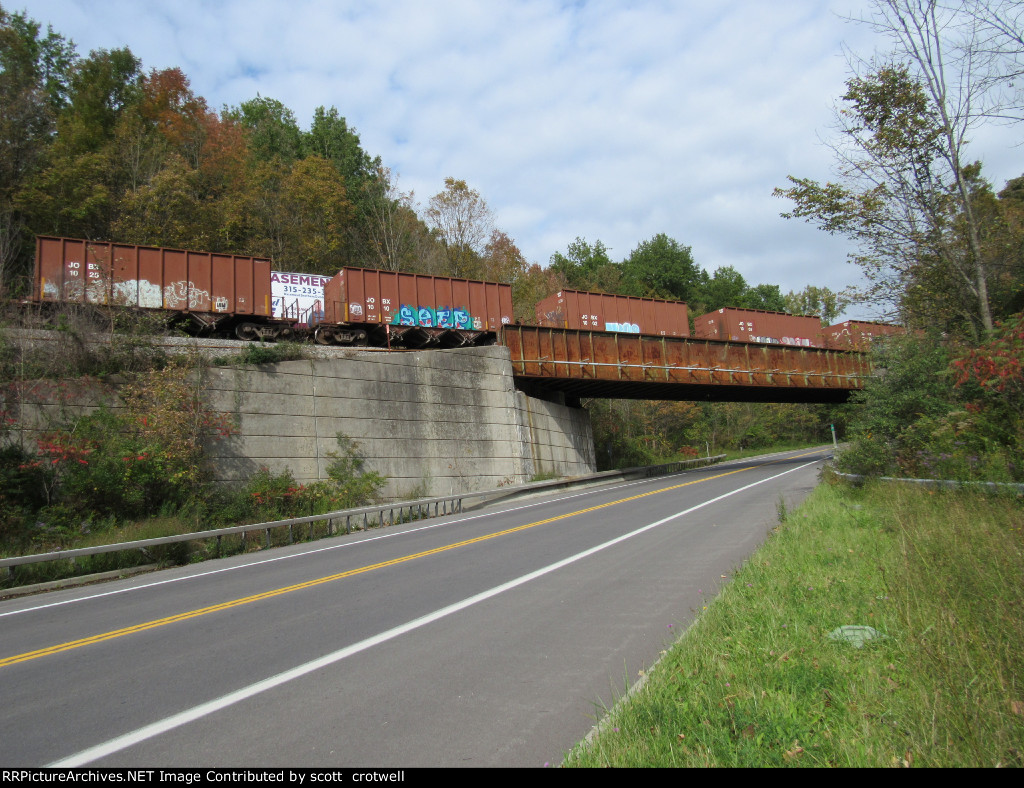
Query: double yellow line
xmin=1 ymin=451 xmax=824 ymax=668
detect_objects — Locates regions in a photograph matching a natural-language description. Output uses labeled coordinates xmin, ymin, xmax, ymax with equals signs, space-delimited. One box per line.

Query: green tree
xmin=15 ymin=146 xmax=113 ymax=239
xmin=225 ymin=95 xmax=302 ymax=164
xmin=835 ymin=332 xmax=954 ymax=476
xmin=512 ymin=262 xmax=563 ymax=323
xmin=743 ymin=283 xmax=787 ymax=312
xmin=988 ymin=175 xmax=1024 ymax=317
xmin=111 ymin=153 xmax=216 ymax=250
xmin=776 ymin=1 xmax=1024 ymax=338
xmin=695 ymin=266 xmax=749 ymax=312
xmin=303 ymin=106 xmax=379 ymax=191
xmin=784 ymin=285 xmax=848 ymax=324
xmin=548 ymin=237 xmax=617 ymax=292
xmin=0 ymin=5 xmax=76 ymax=293
xmin=16 ymin=47 xmax=143 ymax=240
xmin=277 ymin=155 xmax=354 ymax=271
xmin=620 ymin=233 xmax=700 ymax=301
xmin=60 ymin=47 xmax=142 ymax=154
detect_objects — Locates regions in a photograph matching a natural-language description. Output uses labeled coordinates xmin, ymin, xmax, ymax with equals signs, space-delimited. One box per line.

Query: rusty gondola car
xmin=535 ymin=289 xmax=690 ymax=337
xmin=318 ymin=267 xmax=513 ymax=347
xmin=33 ymin=236 xmax=281 ymax=339
xmin=693 ymin=307 xmax=826 ymax=348
xmin=825 ymin=319 xmax=906 ymax=351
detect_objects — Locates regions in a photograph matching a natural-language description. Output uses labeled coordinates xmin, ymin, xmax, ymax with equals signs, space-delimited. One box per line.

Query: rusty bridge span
xmin=500 ymin=325 xmax=869 ymax=404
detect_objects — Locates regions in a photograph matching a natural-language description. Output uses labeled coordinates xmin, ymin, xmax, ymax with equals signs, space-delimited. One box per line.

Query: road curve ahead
xmin=0 ymin=446 xmax=832 ymax=767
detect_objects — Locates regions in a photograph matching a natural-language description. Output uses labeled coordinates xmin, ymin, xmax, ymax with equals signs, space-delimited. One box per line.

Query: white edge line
xmin=49 ymin=460 xmax=817 ymax=767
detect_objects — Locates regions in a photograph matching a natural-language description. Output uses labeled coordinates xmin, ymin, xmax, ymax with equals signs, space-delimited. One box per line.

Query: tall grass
xmin=565 ymin=481 xmax=1024 ymax=767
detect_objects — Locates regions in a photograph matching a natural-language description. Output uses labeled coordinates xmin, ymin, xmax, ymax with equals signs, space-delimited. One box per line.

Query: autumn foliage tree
xmin=425 ymin=177 xmax=495 ymax=279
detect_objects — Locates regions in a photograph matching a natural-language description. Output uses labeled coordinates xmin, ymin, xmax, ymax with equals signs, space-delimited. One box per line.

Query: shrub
xmin=837 ymin=320 xmax=1024 ymax=482
xmin=215 ymin=435 xmax=386 ymax=526
xmin=322 ymin=434 xmax=386 ymax=509
xmin=2 ymin=362 xmax=237 ymax=537
xmin=213 ymin=341 xmax=308 ymax=366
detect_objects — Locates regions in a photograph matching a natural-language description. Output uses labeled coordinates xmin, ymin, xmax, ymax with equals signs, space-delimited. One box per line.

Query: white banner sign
xmin=271 ymin=271 xmax=332 ymax=321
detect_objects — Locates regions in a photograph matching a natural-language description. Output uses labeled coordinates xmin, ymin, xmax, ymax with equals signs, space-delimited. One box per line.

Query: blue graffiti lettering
xmin=388 ymin=304 xmax=482 ymax=330
xmin=604 ymin=322 xmax=641 ymax=334
xmin=395 ymin=305 xmax=416 ymax=326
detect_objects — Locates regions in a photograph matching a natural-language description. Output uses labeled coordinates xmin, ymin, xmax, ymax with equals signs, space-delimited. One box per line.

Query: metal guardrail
xmin=0 ymin=495 xmax=470 ymax=575
xmin=830 ymin=469 xmax=1024 ymax=493
xmin=1 ymin=455 xmax=726 ymax=576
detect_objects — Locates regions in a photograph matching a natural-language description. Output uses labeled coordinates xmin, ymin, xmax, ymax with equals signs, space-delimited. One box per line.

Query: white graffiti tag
xmin=163 ymin=281 xmax=211 ymax=309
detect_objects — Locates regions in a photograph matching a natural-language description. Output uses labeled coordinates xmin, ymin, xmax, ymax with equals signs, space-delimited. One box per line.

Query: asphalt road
xmin=0 ymin=446 xmax=832 ymax=767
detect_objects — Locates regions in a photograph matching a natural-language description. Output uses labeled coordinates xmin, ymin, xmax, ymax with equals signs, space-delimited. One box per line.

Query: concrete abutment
xmin=203 ymin=345 xmax=596 ymax=500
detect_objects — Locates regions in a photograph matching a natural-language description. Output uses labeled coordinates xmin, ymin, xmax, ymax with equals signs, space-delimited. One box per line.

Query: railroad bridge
xmin=500 ymin=325 xmax=868 ymax=404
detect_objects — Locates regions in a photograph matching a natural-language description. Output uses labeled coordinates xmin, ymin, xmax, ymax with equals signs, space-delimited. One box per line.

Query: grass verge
xmin=564 ymin=479 xmax=1024 ymax=767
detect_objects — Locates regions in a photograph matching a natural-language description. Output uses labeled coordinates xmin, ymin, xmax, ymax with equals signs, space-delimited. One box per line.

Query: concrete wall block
xmin=222 ymin=415 xmax=317 ymax=439
xmin=418 ymin=346 xmax=511 ymax=374
xmin=312 ymin=379 xmax=431 ymax=405
xmin=205 ymin=366 xmax=314 ymax=397
xmin=309 ymin=392 xmax=430 ymax=420
xmin=311 ymin=361 xmax=426 ymax=388
xmin=314 ymin=353 xmax=498 ymax=379
xmin=211 ymin=434 xmax=319 ymax=458
xmin=308 ymin=416 xmax=427 ymax=443
xmin=407 ymin=384 xmax=497 ymax=409
xmin=416 ymin=362 xmax=510 ymax=390
xmin=227 ymin=392 xmax=316 ymax=418
xmin=211 ymin=456 xmax=321 ymax=483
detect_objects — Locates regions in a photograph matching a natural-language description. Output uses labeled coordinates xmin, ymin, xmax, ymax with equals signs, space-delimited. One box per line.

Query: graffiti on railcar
xmin=391 ymin=305 xmax=479 ymax=330
xmin=604 ymin=322 xmax=640 ymax=334
xmin=163 ymin=281 xmax=211 ymax=310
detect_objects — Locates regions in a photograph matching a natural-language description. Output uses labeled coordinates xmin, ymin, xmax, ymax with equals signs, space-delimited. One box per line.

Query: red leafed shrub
xmin=951 ymin=313 xmax=1024 ymax=401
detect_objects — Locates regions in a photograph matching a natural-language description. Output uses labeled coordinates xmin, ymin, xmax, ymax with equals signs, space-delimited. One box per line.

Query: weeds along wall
xmin=202 ymin=345 xmax=596 ymax=499
xmin=3 ymin=332 xmax=596 ymax=502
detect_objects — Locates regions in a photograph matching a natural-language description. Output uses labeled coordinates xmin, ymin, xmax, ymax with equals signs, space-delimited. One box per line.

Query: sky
xmin=12 ymin=0 xmax=1023 ymax=320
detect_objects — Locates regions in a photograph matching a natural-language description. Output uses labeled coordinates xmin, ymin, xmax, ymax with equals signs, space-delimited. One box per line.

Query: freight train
xmin=31 ymin=236 xmax=513 ymax=348
xmin=27 ymin=236 xmax=899 ymax=350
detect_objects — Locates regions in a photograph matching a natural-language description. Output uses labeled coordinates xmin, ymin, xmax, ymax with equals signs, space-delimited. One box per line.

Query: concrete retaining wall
xmin=203 ymin=346 xmax=595 ymax=500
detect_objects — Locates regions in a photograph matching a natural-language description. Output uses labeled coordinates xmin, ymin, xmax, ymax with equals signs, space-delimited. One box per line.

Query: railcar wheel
xmin=314 ymin=327 xmax=334 ymax=345
xmin=235 ymin=322 xmax=258 ymax=341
